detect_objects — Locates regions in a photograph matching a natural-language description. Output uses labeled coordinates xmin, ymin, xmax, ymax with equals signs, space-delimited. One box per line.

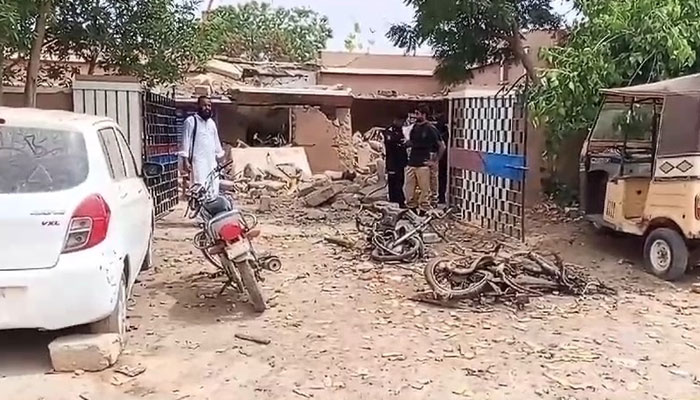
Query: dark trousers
xmin=438 ymin=160 xmax=448 ymax=204
xmin=387 ymin=169 xmax=405 ymax=207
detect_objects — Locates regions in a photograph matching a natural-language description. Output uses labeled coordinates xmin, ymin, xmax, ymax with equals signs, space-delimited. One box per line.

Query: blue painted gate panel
xmin=448 ymin=92 xmax=528 ymax=240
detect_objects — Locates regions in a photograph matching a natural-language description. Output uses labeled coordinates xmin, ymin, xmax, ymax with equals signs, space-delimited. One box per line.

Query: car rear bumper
xmin=0 ymin=247 xmax=124 ymax=331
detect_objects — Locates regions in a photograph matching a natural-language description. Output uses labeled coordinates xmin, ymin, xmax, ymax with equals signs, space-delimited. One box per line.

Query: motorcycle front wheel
xmin=203 ymin=247 xmax=223 ymax=270
xmin=424 ymin=258 xmax=489 ymax=299
xmin=236 ymin=259 xmax=267 ymax=312
xmin=217 ymin=253 xmax=243 ymax=292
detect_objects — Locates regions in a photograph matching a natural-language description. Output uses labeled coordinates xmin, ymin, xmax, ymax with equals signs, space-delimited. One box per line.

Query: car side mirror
xmin=142 ymin=162 xmax=163 ymax=178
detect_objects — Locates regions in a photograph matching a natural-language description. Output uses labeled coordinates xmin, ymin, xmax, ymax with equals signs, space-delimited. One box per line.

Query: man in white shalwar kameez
xmin=180 ymin=96 xmax=225 ymax=198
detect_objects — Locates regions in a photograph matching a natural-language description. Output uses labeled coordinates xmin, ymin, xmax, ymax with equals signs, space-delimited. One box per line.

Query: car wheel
xmin=643 ymin=228 xmax=688 ymax=281
xmin=90 ymin=273 xmax=127 ymax=340
xmin=141 ymin=218 xmax=155 ymax=271
xmin=141 ymin=233 xmax=153 ymax=271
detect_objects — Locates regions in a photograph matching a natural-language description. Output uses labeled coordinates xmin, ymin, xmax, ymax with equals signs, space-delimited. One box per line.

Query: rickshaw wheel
xmin=643 ymin=228 xmax=688 ymax=281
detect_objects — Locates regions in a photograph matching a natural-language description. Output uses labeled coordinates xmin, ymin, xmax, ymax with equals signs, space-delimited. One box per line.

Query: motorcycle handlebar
xmin=217 ymin=160 xmax=233 ymax=172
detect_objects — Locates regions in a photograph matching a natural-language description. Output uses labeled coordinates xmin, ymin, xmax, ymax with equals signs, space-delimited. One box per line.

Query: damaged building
xmin=176 ymin=30 xmax=557 ymax=177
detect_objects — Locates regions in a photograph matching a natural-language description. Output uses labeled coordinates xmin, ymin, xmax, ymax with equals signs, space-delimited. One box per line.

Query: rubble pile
xmin=352 ymin=128 xmax=385 ymax=175
xmin=220 ymin=125 xmax=393 ymax=213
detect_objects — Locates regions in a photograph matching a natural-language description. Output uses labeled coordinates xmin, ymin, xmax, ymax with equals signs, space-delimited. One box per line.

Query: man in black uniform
xmin=383 ymin=114 xmax=408 ymax=208
xmin=404 ymin=104 xmax=446 ymax=213
xmin=434 ymin=112 xmax=450 ymax=205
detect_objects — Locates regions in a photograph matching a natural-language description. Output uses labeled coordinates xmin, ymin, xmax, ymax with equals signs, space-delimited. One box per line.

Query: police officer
xmin=383 ymin=114 xmax=408 ymax=208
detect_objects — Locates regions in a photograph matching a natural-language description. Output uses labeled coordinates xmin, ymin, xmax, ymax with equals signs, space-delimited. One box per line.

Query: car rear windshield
xmin=0 ymin=126 xmax=89 ymax=194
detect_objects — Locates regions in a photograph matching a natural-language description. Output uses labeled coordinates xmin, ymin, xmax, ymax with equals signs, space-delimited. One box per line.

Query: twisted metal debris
xmin=355 ymin=203 xmax=449 ymax=263
xmin=424 ymin=245 xmax=616 ymax=302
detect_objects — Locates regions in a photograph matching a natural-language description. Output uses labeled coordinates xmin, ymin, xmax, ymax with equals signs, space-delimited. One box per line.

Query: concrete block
xmin=331 ymin=199 xmax=350 ymax=211
xmin=304 ymin=185 xmax=338 ymax=207
xmin=258 ymin=195 xmax=272 ymax=212
xmin=48 ymin=334 xmax=122 ymax=372
xmin=341 ymin=183 xmax=362 ymax=194
xmin=323 ymin=170 xmax=345 ymax=181
xmin=336 ymin=193 xmax=361 ymax=207
xmin=297 ymin=182 xmax=318 ymax=197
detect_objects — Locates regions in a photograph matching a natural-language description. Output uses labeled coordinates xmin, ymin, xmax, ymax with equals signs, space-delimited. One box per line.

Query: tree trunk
xmin=87 ymin=56 xmax=97 ymax=75
xmin=24 ymin=0 xmax=52 ymax=108
xmin=508 ymin=24 xmax=539 ymax=85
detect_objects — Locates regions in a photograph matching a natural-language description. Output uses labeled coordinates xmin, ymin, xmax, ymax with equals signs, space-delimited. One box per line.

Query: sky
xmin=209 ymin=0 xmax=576 ymax=55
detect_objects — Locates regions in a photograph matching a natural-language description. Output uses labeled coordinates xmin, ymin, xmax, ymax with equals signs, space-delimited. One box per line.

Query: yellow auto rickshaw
xmin=580 ymin=73 xmax=700 ymax=280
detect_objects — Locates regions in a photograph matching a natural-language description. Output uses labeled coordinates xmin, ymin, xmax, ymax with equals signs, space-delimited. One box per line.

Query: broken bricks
xmin=258 ymin=195 xmax=272 ymax=212
xmin=304 ymin=185 xmax=340 ymax=207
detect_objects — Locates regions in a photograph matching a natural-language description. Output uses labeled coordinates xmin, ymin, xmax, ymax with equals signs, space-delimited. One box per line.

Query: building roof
xmin=320 ymin=51 xmax=438 ymax=71
xmin=320 ymin=66 xmax=434 ymax=77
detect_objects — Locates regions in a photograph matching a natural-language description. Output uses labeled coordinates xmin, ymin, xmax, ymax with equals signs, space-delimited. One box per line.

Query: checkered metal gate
xmin=142 ymin=91 xmax=179 ymax=219
xmin=448 ymin=91 xmax=528 ymax=240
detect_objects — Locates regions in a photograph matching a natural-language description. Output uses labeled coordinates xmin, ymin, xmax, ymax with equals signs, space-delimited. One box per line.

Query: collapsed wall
xmin=291 ymin=106 xmax=355 ymax=173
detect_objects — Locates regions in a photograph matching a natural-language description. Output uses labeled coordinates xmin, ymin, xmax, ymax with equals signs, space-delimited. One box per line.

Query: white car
xmin=0 ymin=108 xmax=161 ymax=337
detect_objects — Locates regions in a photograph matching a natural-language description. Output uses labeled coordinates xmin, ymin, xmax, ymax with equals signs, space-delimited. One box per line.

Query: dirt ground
xmin=2 ymin=202 xmax=700 ymax=400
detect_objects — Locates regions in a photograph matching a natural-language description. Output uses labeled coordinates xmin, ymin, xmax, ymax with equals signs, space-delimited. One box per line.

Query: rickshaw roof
xmin=601 ymin=73 xmax=700 ymax=97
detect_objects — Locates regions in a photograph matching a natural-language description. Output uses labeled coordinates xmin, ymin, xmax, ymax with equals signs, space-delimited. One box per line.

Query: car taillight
xmin=219 ymin=222 xmax=243 ymax=242
xmin=63 ymin=194 xmax=111 ymax=253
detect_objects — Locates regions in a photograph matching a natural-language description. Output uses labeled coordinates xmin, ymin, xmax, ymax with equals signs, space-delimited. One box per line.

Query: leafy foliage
xmin=344 ymin=22 xmax=363 ymax=53
xmin=0 ymin=0 xmax=36 ymax=83
xmin=387 ymin=0 xmax=560 ymax=83
xmin=612 ymin=104 xmax=654 ymax=141
xmin=529 ymin=0 xmax=700 ymax=153
xmin=102 ymin=0 xmax=209 ymax=86
xmin=46 ymin=0 xmax=208 ymax=86
xmin=48 ymin=0 xmax=111 ymax=73
xmin=205 ymin=1 xmax=332 ymax=63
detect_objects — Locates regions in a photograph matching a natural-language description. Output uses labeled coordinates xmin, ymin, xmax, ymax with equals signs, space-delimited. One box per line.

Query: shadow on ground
xmin=0 ymin=328 xmax=80 ymax=377
xmin=144 ymin=270 xmax=264 ymax=325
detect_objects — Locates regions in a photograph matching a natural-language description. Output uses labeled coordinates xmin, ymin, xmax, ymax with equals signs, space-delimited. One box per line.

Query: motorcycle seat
xmin=202 ymin=196 xmax=232 ymax=218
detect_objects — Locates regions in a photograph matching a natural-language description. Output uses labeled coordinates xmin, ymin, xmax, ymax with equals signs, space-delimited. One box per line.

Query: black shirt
xmin=383 ymin=125 xmax=408 ymax=171
xmin=407 ymin=122 xmax=441 ymax=167
xmin=435 ymin=121 xmax=449 ymax=167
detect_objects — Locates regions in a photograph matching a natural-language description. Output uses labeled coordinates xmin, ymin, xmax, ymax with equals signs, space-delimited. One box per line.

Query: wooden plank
xmin=106 ymin=90 xmax=118 ymax=122
xmin=72 ymin=89 xmax=85 ymax=113
xmin=116 ymin=91 xmax=130 ymax=141
xmin=84 ymin=89 xmax=96 ymax=115
xmin=95 ymin=90 xmax=106 ymax=116
xmin=127 ymin=91 xmax=143 ymax=171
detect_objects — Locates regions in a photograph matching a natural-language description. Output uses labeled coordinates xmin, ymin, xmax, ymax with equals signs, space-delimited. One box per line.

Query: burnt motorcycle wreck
xmin=423 ymin=246 xmax=616 ymax=304
xmin=355 ymin=202 xmax=449 ymax=263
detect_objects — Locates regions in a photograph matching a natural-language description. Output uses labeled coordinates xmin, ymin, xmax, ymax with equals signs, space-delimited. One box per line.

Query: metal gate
xmin=142 ymin=91 xmax=180 ymax=219
xmin=448 ymin=90 xmax=528 ymax=240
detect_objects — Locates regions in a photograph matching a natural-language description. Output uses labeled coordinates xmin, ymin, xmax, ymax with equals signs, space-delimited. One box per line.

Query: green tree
xmin=0 ymin=0 xmax=28 ymax=104
xmin=25 ymin=0 xmax=53 ymax=107
xmin=387 ymin=0 xmax=560 ymax=83
xmin=344 ymin=22 xmax=363 ymax=53
xmin=102 ymin=0 xmax=210 ymax=86
xmin=48 ymin=0 xmax=112 ymax=75
xmin=206 ymin=1 xmax=332 ymax=63
xmin=529 ymin=0 xmax=700 ymax=153
xmin=47 ymin=0 xmax=211 ymax=86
